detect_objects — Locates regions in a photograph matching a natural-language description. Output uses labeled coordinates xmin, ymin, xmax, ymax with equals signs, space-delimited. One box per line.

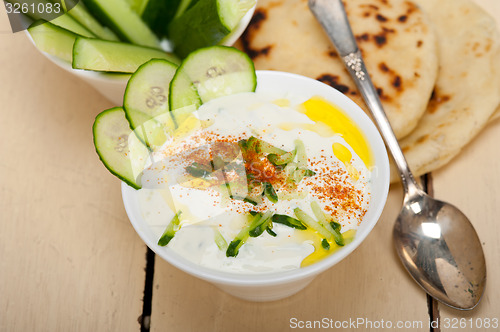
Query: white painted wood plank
xmin=150 ymin=187 xmax=430 ymax=332
xmin=0 ymin=21 xmax=146 ymax=331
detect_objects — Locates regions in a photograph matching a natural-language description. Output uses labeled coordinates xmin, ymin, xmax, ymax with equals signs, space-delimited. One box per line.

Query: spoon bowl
xmin=394 ymin=190 xmax=486 ymax=309
xmin=309 ymin=0 xmax=487 ymax=310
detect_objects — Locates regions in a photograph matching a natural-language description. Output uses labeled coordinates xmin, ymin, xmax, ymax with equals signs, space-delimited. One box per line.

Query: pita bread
xmin=238 ymin=0 xmax=438 ymax=139
xmin=390 ymin=0 xmax=500 ymax=182
xmin=490 ymin=105 xmax=500 ymax=121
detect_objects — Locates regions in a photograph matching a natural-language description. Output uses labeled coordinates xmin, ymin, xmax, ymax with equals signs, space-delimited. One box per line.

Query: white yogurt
xmin=135 ymin=92 xmax=372 ymax=274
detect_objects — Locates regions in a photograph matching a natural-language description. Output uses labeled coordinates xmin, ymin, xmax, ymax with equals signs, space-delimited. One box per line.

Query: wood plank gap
xmin=421 ymin=173 xmax=441 ymax=332
xmin=140 ymin=248 xmax=156 ymax=332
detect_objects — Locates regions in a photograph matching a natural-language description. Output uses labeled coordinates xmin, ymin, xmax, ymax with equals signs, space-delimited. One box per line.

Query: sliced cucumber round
xmin=93 ymin=107 xmax=150 ymax=189
xmin=169 ymin=66 xmax=202 ymax=113
xmin=173 ymin=45 xmax=256 ymax=104
xmin=124 ymin=59 xmax=178 ymax=148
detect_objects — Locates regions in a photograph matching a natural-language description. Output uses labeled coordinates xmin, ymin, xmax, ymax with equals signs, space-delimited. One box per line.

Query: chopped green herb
xmin=243 ymin=197 xmax=259 ymax=205
xmin=330 ymin=221 xmax=341 ymax=232
xmin=157 ymin=211 xmax=182 ymax=246
xmin=332 ymin=229 xmax=345 ymax=246
xmin=226 ymin=239 xmax=243 ymax=257
xmin=263 ymin=182 xmax=278 ymax=203
xmin=321 ymin=239 xmax=330 ymax=250
xmin=267 ymin=150 xmax=296 ymax=165
xmin=229 ymin=195 xmax=260 ymax=206
xmin=246 ymin=136 xmax=259 ymax=152
xmin=311 ymin=201 xmax=345 ymax=247
xmin=249 ymin=211 xmax=273 ymax=237
xmin=238 ymin=138 xmax=248 ymax=150
xmin=266 ymin=227 xmax=277 ymax=237
xmin=272 ymin=214 xmax=307 ymax=230
xmin=304 ymin=169 xmax=316 ymax=177
xmin=226 ymin=212 xmax=263 ymax=257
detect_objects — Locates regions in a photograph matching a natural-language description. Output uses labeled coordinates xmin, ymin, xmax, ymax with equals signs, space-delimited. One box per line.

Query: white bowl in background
xmin=25 ymin=5 xmax=256 ymax=105
xmin=121 ymin=70 xmax=390 ymax=302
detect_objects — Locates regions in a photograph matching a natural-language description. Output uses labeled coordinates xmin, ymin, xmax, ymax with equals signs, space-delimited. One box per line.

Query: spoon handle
xmin=308 ymin=0 xmax=420 ymax=196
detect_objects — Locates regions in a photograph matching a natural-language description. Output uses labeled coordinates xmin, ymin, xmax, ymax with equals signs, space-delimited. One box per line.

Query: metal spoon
xmin=309 ymin=0 xmax=486 ymax=310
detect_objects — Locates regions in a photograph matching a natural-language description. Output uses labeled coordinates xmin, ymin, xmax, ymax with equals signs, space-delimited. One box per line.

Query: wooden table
xmin=1 ymin=1 xmax=499 ymax=331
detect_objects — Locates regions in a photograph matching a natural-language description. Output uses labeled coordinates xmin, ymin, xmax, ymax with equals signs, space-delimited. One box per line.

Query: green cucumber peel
xmin=267 ymin=150 xmax=296 ymax=166
xmin=266 ymin=227 xmax=277 ymax=237
xmin=271 ymin=214 xmax=307 ymax=230
xmin=311 ymin=201 xmax=344 ymax=246
xmin=82 ymin=0 xmax=160 ymax=48
xmin=124 ymin=59 xmax=179 ymax=149
xmin=92 ymin=107 xmax=150 ymax=190
xmin=171 ymin=46 xmax=256 ymax=103
xmin=28 ymin=20 xmax=78 ymax=63
xmin=58 ymin=0 xmax=119 ymax=40
xmin=255 ymin=139 xmax=285 ymax=155
xmin=293 ymin=207 xmax=332 ymax=239
xmin=72 ymin=37 xmax=180 ymax=73
xmin=263 ymin=182 xmax=278 ymax=203
xmin=226 ymin=211 xmax=273 ymax=257
xmin=248 ymin=211 xmax=273 ymax=238
xmin=158 ymin=211 xmax=182 ymax=246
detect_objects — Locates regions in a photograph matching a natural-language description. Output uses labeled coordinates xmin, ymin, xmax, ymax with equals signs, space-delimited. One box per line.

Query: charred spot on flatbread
xmin=327 ymin=50 xmax=339 ymax=58
xmin=240 ymin=8 xmax=274 ymax=60
xmin=427 ymin=89 xmax=452 ymax=114
xmin=376 ymin=87 xmax=391 ymax=101
xmin=377 ymin=62 xmax=403 ymax=91
xmin=398 ymin=15 xmax=408 ymax=22
xmin=316 ymin=74 xmax=357 ymax=96
xmin=356 ymin=33 xmax=370 ymax=42
xmin=392 ymin=75 xmax=402 ymax=90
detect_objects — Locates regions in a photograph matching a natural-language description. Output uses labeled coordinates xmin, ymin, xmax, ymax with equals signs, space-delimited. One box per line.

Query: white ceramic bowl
xmin=121 ymin=70 xmax=390 ymax=302
xmin=26 ymin=5 xmax=256 ymax=105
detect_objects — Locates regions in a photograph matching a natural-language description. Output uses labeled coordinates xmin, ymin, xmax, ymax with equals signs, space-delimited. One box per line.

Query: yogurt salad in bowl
xmin=137 ymin=92 xmax=373 ymax=273
xmin=93 ymin=46 xmax=389 ymax=301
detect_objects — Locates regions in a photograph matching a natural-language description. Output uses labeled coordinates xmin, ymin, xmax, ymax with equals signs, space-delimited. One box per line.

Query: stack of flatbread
xmin=237 ymin=0 xmax=500 ymax=183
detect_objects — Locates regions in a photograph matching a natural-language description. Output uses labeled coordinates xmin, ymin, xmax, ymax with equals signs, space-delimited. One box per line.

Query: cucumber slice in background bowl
xmin=138 ymin=0 xmax=183 ymax=38
xmin=124 ymin=59 xmax=179 ymax=148
xmin=173 ymin=45 xmax=256 ymax=103
xmin=28 ymin=20 xmax=78 ymax=63
xmin=168 ymin=0 xmax=256 ymax=58
xmin=72 ymin=37 xmax=181 ymax=73
xmin=24 ymin=0 xmax=255 ymax=104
